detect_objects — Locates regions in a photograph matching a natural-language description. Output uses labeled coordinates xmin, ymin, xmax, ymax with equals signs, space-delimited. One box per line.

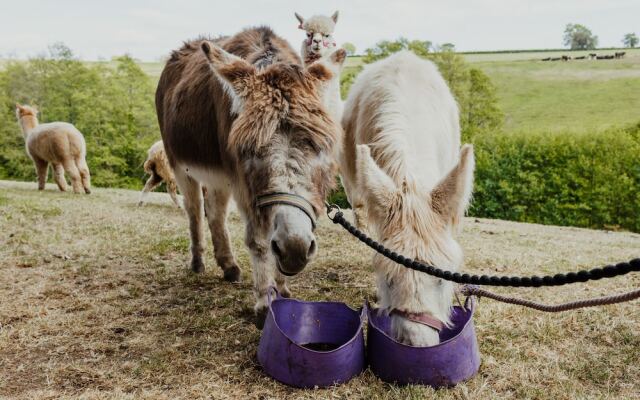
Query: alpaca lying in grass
xmin=340 ymin=51 xmax=475 ymax=347
xmin=138 ymin=140 xmax=181 ymax=208
xmin=295 ymin=11 xmax=339 ymax=65
xmin=15 ymin=104 xmax=91 ymax=194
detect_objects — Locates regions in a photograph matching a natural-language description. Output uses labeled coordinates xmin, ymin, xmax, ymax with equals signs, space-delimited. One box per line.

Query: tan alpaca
xmin=138 ymin=140 xmax=181 ymax=208
xmin=15 ymin=104 xmax=91 ymax=194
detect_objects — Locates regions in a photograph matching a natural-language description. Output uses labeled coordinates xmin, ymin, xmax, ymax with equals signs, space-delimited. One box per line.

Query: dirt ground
xmin=1 ymin=180 xmax=639 ymax=399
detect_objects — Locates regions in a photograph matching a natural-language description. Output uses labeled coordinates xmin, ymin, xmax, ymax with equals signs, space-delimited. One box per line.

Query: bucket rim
xmin=267 ymin=297 xmax=366 ymax=354
xmin=367 ymin=298 xmax=476 ymax=350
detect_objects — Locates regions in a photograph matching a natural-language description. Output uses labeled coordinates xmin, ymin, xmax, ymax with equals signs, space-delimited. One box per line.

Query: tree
xmin=439 ymin=43 xmax=456 ymax=52
xmin=622 ymin=33 xmax=638 ymax=48
xmin=363 ymin=38 xmax=433 ymax=64
xmin=464 ymin=69 xmax=504 ymax=138
xmin=563 ymin=24 xmax=598 ymax=50
xmin=342 ymin=42 xmax=356 ymax=56
xmin=0 ymin=43 xmax=159 ymax=188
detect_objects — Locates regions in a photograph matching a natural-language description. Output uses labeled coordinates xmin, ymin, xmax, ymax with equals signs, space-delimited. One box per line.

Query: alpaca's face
xmin=15 ymin=104 xmax=37 ymax=120
xmin=305 ymin=31 xmax=336 ymax=56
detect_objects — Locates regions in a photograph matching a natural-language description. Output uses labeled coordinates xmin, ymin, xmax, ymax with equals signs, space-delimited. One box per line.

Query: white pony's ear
xmin=331 ymin=10 xmax=339 ymax=24
xmin=356 ymin=144 xmax=396 ymax=220
xmin=295 ymin=12 xmax=305 ymax=29
xmin=201 ymin=41 xmax=254 ymax=113
xmin=430 ymin=144 xmax=475 ymax=227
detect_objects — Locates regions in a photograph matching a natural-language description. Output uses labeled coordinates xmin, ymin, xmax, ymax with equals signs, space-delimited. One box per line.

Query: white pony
xmin=340 ymin=50 xmax=475 ymax=346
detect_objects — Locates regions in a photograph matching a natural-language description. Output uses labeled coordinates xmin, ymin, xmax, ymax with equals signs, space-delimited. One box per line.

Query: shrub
xmin=471 ymin=126 xmax=640 ymax=232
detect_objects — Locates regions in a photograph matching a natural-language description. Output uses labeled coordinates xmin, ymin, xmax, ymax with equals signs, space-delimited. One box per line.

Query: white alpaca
xmin=317 ymin=48 xmax=346 ymax=122
xmin=295 ymin=11 xmax=339 ymax=65
xmin=340 ymin=51 xmax=475 ymax=347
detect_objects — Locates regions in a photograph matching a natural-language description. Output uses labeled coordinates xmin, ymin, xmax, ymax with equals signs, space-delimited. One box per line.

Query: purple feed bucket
xmin=367 ymin=297 xmax=481 ymax=387
xmin=257 ymin=291 xmax=366 ymax=388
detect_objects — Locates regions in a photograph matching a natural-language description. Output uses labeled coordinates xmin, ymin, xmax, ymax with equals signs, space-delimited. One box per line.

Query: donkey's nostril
xmin=271 ymin=240 xmax=282 ymax=259
xmin=308 ymin=240 xmax=316 ymax=257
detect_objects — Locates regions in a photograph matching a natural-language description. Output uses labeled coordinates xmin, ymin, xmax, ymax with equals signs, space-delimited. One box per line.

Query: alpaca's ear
xmin=430 ymin=145 xmax=475 ymax=228
xmin=201 ymin=41 xmax=254 ymax=112
xmin=331 ymin=10 xmax=339 ymax=24
xmin=356 ymin=144 xmax=397 ymax=220
xmin=294 ymin=12 xmax=305 ymax=29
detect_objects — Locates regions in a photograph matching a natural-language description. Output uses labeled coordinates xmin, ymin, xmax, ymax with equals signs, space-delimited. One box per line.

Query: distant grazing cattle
xmin=561 ymin=55 xmax=571 ymax=61
xmin=589 ymin=53 xmax=597 ymax=59
xmin=574 ymin=56 xmax=586 ymax=60
xmin=541 ymin=57 xmax=551 ymax=61
xmin=615 ymin=52 xmax=626 ymax=59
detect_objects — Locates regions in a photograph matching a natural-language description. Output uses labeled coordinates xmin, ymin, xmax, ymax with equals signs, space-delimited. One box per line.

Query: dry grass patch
xmin=0 ymin=180 xmax=639 ymax=399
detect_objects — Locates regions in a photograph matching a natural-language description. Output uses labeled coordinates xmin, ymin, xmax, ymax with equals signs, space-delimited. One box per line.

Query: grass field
xmin=1 ymin=181 xmax=639 ymax=399
xmin=132 ymin=48 xmax=640 ymax=134
xmin=472 ymin=50 xmax=640 ymax=133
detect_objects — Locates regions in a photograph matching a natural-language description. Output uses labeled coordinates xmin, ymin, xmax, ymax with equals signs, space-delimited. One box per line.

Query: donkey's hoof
xmin=84 ymin=189 xmax=91 ymax=194
xmin=254 ymin=307 xmax=268 ymax=330
xmin=223 ymin=265 xmax=241 ymax=282
xmin=191 ymin=259 xmax=205 ymax=273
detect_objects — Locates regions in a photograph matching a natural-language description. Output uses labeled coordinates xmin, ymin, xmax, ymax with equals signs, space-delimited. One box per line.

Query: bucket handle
xmin=464 ymin=294 xmax=475 ymax=311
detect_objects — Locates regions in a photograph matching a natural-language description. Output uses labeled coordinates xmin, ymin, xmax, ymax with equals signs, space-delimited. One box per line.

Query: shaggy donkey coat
xmin=15 ymin=104 xmax=91 ymax=194
xmin=340 ymin=51 xmax=475 ymax=346
xmin=156 ymin=27 xmax=342 ymax=321
xmin=138 ymin=140 xmax=181 ymax=208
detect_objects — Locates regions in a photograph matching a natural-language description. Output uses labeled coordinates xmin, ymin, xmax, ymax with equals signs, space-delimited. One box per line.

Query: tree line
xmin=0 ymin=43 xmax=158 ymax=188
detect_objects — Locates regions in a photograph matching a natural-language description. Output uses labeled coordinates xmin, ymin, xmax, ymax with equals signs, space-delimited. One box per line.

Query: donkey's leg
xmin=166 ymin=179 xmax=182 ymax=208
xmin=203 ymin=186 xmax=241 ymax=282
xmin=76 ymin=157 xmax=91 ymax=194
xmin=138 ymin=173 xmax=163 ymax=206
xmin=245 ymin=224 xmax=277 ymax=328
xmin=174 ymin=168 xmax=206 ymax=273
xmin=62 ymin=159 xmax=83 ymax=194
xmin=52 ymin=163 xmax=68 ymax=192
xmin=34 ymin=158 xmax=49 ymax=191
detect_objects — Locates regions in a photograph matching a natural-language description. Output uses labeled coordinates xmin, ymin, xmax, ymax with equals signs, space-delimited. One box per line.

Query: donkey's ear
xmin=294 ymin=12 xmax=305 ymax=29
xmin=201 ymin=41 xmax=254 ymax=85
xmin=201 ymin=41 xmax=254 ymax=110
xmin=306 ymin=48 xmax=346 ymax=82
xmin=330 ymin=48 xmax=347 ymax=66
xmin=306 ymin=62 xmax=333 ymax=82
xmin=356 ymin=144 xmax=396 ymax=220
xmin=331 ymin=10 xmax=339 ymax=24
xmin=430 ymin=145 xmax=475 ymax=228
xmin=15 ymin=103 xmax=23 ymax=111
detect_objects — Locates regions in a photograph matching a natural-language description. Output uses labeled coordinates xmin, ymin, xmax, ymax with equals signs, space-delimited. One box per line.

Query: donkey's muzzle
xmin=272 ymin=236 xmax=316 ymax=276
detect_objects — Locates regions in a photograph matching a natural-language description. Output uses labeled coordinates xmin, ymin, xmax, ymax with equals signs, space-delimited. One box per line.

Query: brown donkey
xmin=15 ymin=104 xmax=91 ymax=194
xmin=156 ymin=27 xmax=342 ymax=322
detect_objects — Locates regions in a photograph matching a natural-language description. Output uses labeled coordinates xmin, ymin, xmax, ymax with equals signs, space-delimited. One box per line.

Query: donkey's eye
xmin=306 ymin=32 xmax=312 ymax=37
xmin=323 ymin=34 xmax=330 ymax=38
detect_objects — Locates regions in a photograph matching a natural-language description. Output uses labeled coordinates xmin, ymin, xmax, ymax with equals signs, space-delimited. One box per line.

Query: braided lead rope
xmin=460 ymin=285 xmax=640 ymax=312
xmin=325 ymin=206 xmax=640 ymax=287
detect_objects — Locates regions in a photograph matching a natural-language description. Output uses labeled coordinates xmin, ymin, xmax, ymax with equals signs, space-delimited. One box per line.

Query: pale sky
xmin=1 ymin=0 xmax=638 ymax=61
